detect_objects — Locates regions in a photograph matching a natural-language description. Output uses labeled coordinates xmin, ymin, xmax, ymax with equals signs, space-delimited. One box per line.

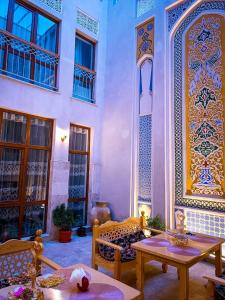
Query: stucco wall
xmin=0 ymin=0 xmax=108 ymax=236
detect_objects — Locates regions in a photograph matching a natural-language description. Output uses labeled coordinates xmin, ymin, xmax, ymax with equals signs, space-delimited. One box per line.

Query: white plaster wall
xmin=0 ymin=0 xmax=108 ymax=234
xmin=100 ymin=0 xmax=176 ymax=222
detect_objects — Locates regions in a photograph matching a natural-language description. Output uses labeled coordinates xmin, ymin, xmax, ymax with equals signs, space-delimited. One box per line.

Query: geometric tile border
xmin=39 ymin=0 xmax=62 ymax=13
xmin=173 ymin=1 xmax=225 ymax=212
xmin=77 ymin=9 xmax=99 ymax=36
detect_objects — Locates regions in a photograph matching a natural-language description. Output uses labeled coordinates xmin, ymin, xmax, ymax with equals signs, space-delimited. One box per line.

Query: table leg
xmin=179 ymin=266 xmax=189 ymax=300
xmin=215 ymin=245 xmax=222 ymax=277
xmin=136 ymin=251 xmax=144 ymax=295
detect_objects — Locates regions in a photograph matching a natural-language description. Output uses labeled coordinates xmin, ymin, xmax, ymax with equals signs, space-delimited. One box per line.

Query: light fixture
xmin=61 ymin=135 xmax=67 ymax=142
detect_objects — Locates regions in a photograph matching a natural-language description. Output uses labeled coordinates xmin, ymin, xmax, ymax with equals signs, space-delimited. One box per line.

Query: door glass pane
xmin=37 ymin=14 xmax=57 ymax=53
xmin=12 ymin=3 xmax=32 ymax=42
xmin=69 ymin=126 xmax=89 ymax=152
xmin=75 ymin=37 xmax=94 ymax=70
xmin=22 ymin=205 xmax=45 ymax=237
xmin=0 ymin=112 xmax=27 ymax=144
xmin=26 ymin=150 xmax=49 ymax=201
xmin=30 ymin=118 xmax=51 ymax=146
xmin=69 ymin=154 xmax=87 ymax=199
xmin=0 ymin=0 xmax=9 ymax=30
xmin=0 ymin=148 xmax=22 ymax=201
xmin=0 ymin=207 xmax=19 ymax=242
xmin=68 ymin=201 xmax=85 ymax=227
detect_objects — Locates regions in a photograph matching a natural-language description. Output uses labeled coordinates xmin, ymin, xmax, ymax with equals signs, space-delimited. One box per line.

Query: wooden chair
xmin=92 ymin=212 xmax=167 ymax=280
xmin=204 ymin=275 xmax=225 ymax=299
xmin=0 ymin=230 xmax=61 ymax=281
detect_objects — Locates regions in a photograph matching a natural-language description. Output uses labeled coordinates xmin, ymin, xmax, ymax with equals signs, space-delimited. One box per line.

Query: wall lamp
xmin=61 ymin=135 xmax=67 ymax=142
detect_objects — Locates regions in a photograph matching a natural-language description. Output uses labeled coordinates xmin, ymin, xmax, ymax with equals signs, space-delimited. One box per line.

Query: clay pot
xmin=90 ymin=201 xmax=111 ymax=225
xmin=59 ymin=230 xmax=72 ymax=243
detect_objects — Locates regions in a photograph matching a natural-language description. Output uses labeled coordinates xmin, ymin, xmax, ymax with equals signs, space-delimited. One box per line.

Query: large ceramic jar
xmin=90 ymin=201 xmax=111 ymax=225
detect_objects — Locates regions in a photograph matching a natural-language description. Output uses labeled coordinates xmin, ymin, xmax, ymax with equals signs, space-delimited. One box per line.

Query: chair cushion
xmin=98 ymin=230 xmax=146 ymax=262
xmin=0 ymin=278 xmax=9 ymax=289
xmin=215 ymin=271 xmax=225 ymax=300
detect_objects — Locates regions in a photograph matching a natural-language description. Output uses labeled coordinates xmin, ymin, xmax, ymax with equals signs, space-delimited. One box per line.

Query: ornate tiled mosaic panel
xmin=138 ymin=115 xmax=152 ymax=203
xmin=185 ymin=15 xmax=225 ymax=197
xmin=137 ymin=19 xmax=154 ymax=62
xmin=137 ymin=0 xmax=154 ymax=17
xmin=77 ymin=9 xmax=99 ymax=36
xmin=174 ymin=1 xmax=225 ymax=212
xmin=39 ymin=0 xmax=62 ymax=13
xmin=185 ymin=210 xmax=225 ymax=238
xmin=168 ymin=0 xmax=196 ymax=32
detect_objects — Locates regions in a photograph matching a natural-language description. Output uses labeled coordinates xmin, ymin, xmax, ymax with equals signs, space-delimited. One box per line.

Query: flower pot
xmin=59 ymin=230 xmax=72 ymax=243
xmin=90 ymin=201 xmax=111 ymax=225
xmin=77 ymin=226 xmax=86 ymax=237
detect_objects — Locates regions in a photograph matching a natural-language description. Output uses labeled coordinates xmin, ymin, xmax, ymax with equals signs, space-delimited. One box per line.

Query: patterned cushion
xmin=98 ymin=230 xmax=146 ymax=262
xmin=215 ymin=271 xmax=225 ymax=300
xmin=0 ymin=278 xmax=9 ymax=289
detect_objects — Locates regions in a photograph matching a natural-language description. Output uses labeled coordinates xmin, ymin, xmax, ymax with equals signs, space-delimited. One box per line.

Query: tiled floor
xmin=43 ymin=233 xmax=214 ymax=299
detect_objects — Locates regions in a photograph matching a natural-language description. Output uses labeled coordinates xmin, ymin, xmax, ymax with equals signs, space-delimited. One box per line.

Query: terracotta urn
xmin=90 ymin=201 xmax=111 ymax=225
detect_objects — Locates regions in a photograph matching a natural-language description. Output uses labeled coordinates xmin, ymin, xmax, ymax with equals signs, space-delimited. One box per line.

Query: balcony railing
xmin=0 ymin=29 xmax=59 ymax=91
xmin=73 ymin=64 xmax=96 ymax=103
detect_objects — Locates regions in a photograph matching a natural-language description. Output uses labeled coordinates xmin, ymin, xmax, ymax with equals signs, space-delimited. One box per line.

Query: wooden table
xmin=0 ymin=263 xmax=140 ymax=300
xmin=131 ymin=233 xmax=225 ymax=300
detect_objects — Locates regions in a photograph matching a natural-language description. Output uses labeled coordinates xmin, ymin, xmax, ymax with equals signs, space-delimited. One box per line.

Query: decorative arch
xmin=171 ymin=1 xmax=225 ymax=213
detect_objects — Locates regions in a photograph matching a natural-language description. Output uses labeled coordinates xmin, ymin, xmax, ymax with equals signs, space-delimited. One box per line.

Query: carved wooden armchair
xmin=92 ymin=213 xmax=167 ymax=280
xmin=0 ymin=230 xmax=61 ymax=288
xmin=204 ymin=275 xmax=225 ymax=299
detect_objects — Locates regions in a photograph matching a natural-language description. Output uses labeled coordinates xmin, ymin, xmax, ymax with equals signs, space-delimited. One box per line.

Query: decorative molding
xmin=39 ymin=0 xmax=62 ymax=13
xmin=168 ymin=0 xmax=196 ymax=31
xmin=77 ymin=9 xmax=99 ymax=36
xmin=173 ymin=1 xmax=225 ymax=212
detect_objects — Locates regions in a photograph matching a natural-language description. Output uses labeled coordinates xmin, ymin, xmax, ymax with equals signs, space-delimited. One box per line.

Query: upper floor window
xmin=0 ymin=0 xmax=59 ymax=90
xmin=73 ymin=34 xmax=96 ymax=103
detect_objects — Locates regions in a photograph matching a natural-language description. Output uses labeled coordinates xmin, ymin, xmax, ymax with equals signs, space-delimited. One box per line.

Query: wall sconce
xmin=61 ymin=135 xmax=67 ymax=142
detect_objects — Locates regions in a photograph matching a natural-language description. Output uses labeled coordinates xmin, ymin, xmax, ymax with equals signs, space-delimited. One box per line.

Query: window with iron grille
xmin=0 ymin=0 xmax=59 ymax=90
xmin=73 ymin=34 xmax=96 ymax=103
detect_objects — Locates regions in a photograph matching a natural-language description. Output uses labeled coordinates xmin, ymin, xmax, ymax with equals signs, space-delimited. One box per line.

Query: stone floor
xmin=43 ymin=233 xmax=214 ymax=300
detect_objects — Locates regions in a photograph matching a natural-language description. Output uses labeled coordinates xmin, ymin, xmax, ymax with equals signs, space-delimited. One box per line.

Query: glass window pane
xmin=0 ymin=207 xmax=19 ymax=242
xmin=69 ymin=154 xmax=87 ymax=199
xmin=30 ymin=118 xmax=51 ymax=146
xmin=34 ymin=62 xmax=55 ymax=89
xmin=22 ymin=205 xmax=45 ymax=237
xmin=12 ymin=3 xmax=32 ymax=42
xmin=0 ymin=112 xmax=27 ymax=144
xmin=7 ymin=52 xmax=31 ymax=81
xmin=73 ymin=76 xmax=93 ymax=101
xmin=75 ymin=37 xmax=94 ymax=70
xmin=68 ymin=201 xmax=86 ymax=227
xmin=37 ymin=14 xmax=57 ymax=53
xmin=69 ymin=126 xmax=89 ymax=151
xmin=0 ymin=0 xmax=9 ymax=30
xmin=0 ymin=148 xmax=22 ymax=202
xmin=0 ymin=49 xmax=5 ymax=71
xmin=26 ymin=150 xmax=49 ymax=201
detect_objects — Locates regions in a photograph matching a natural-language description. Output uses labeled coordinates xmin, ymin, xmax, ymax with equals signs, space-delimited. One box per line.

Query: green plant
xmin=146 ymin=214 xmax=165 ymax=231
xmin=52 ymin=204 xmax=75 ymax=231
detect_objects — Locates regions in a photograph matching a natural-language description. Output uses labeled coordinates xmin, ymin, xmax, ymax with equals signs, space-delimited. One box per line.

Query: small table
xmin=0 ymin=263 xmax=141 ymax=300
xmin=131 ymin=233 xmax=225 ymax=300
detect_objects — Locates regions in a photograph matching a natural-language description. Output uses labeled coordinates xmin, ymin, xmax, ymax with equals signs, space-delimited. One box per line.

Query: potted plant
xmin=146 ymin=214 xmax=166 ymax=235
xmin=52 ymin=204 xmax=74 ymax=242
